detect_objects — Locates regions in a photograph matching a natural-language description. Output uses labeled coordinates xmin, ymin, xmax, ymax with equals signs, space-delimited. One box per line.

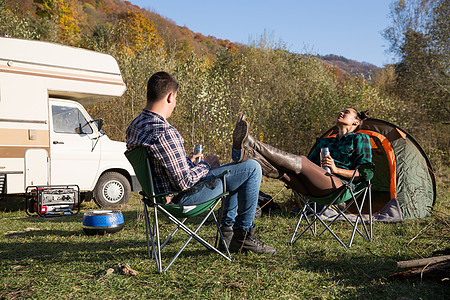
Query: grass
xmin=1 ymin=175 xmax=448 ymax=299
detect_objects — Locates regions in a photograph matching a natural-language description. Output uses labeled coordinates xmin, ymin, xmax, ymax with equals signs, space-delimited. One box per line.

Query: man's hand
xmin=165 ymin=195 xmax=173 ymax=204
xmin=188 ymin=152 xmax=204 ymax=164
xmin=204 ymin=155 xmax=220 ymax=169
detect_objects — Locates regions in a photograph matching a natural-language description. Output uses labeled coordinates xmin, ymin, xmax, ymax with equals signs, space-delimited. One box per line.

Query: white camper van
xmin=0 ymin=37 xmax=139 ymax=208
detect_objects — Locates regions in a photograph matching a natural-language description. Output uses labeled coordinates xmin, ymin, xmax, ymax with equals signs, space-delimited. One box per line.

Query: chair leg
xmin=143 ymin=204 xmax=152 ymax=259
xmin=290 ymin=184 xmax=373 ymax=248
xmin=160 ymin=218 xmax=187 ymax=251
xmin=290 ymin=205 xmax=306 ymax=244
xmin=211 ymin=210 xmax=232 ymax=258
xmin=290 ymin=196 xmax=319 ymax=245
xmin=154 ymin=205 xmax=163 ymax=273
xmin=312 ymin=209 xmax=347 ymax=248
xmin=348 ymin=190 xmax=372 ymax=247
xmin=157 ymin=199 xmax=232 ymax=272
xmin=143 ymin=202 xmax=163 ymax=273
xmin=369 ymin=184 xmax=373 ymax=241
xmin=347 ymin=187 xmax=374 ymax=247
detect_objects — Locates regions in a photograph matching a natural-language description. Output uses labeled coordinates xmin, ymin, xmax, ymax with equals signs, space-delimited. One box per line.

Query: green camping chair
xmin=125 ymin=147 xmax=232 ymax=273
xmin=289 ymin=163 xmax=374 ymax=248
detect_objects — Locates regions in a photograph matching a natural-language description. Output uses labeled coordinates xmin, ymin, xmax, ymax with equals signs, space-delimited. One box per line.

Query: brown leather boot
xmin=232 ymin=115 xmax=281 ymax=177
xmin=232 ymin=113 xmax=302 ymax=176
xmin=232 ymin=113 xmax=249 ymax=163
xmin=242 ymin=146 xmax=283 ymax=178
xmin=242 ymin=134 xmax=303 ymax=175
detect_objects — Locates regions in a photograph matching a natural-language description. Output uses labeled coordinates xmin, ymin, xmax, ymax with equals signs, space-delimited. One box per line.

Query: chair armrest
xmin=348 ymin=162 xmax=375 ymax=184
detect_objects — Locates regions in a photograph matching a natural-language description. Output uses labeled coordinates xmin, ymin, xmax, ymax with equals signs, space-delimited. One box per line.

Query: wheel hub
xmin=103 ymin=180 xmax=124 ymax=203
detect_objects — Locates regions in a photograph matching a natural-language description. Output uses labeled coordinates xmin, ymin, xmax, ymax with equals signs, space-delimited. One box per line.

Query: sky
xmin=128 ymin=0 xmax=395 ymax=67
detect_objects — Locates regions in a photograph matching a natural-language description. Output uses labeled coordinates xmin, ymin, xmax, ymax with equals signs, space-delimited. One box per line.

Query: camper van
xmin=0 ymin=37 xmax=139 ymax=208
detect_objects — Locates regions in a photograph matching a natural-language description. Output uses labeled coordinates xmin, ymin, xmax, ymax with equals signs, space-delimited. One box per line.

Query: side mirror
xmin=96 ymin=118 xmax=104 ymax=131
xmin=75 ymin=123 xmax=83 ymax=134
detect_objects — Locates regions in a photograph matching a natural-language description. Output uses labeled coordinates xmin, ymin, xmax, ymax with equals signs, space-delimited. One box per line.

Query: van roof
xmin=0 ymin=37 xmax=121 ymax=75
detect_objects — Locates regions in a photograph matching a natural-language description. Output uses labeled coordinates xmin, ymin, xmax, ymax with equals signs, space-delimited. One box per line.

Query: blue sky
xmin=129 ymin=0 xmax=395 ymax=67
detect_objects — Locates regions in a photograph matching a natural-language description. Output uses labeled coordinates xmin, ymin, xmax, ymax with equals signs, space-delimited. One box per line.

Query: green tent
xmin=315 ymin=118 xmax=436 ymax=222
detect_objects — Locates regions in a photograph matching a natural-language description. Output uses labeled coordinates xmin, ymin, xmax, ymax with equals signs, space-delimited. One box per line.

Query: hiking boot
xmin=229 ymin=227 xmax=277 ymax=255
xmin=218 ymin=226 xmax=234 ymax=251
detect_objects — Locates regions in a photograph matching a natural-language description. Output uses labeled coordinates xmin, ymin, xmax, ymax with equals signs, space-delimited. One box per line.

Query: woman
xmin=232 ymin=108 xmax=372 ymax=197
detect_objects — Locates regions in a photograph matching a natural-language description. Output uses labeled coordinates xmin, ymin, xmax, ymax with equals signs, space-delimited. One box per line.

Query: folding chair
xmin=289 ymin=163 xmax=374 ymax=248
xmin=125 ymin=147 xmax=232 ymax=273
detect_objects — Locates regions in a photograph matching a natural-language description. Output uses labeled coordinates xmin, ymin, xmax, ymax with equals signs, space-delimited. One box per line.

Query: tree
xmin=383 ymin=0 xmax=449 ymax=168
xmin=383 ymin=0 xmax=449 ymax=121
xmin=114 ymin=10 xmax=163 ymax=56
xmin=34 ymin=0 xmax=83 ymax=45
xmin=0 ymin=0 xmax=40 ymax=39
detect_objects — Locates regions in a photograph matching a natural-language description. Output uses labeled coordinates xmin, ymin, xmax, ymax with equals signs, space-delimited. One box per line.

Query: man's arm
xmin=154 ymin=128 xmax=210 ymax=191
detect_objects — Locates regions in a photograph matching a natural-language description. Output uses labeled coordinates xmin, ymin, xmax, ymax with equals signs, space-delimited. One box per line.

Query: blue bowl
xmin=83 ymin=210 xmax=124 ymax=235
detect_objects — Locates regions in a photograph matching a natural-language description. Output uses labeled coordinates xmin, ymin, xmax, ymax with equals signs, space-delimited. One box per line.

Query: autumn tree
xmin=34 ymin=0 xmax=83 ymax=45
xmin=0 ymin=0 xmax=41 ymax=39
xmin=114 ymin=10 xmax=163 ymax=56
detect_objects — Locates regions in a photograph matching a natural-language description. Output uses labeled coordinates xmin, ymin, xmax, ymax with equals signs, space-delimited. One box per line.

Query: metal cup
xmin=320 ymin=147 xmax=331 ymax=173
xmin=193 ymin=144 xmax=203 ymax=165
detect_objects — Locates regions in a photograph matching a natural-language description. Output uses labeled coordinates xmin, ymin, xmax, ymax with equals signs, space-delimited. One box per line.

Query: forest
xmin=0 ymin=0 xmax=448 ymax=175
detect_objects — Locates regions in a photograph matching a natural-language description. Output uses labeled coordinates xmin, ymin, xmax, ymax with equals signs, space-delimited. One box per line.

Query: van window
xmin=52 ymin=105 xmax=93 ymax=134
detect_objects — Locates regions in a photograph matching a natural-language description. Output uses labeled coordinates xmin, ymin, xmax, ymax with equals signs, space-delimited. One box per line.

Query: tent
xmin=313 ymin=118 xmax=436 ymax=222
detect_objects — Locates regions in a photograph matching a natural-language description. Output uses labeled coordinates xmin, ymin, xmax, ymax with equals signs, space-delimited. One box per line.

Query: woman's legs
xmin=281 ymin=158 xmax=343 ymax=196
xmin=236 ymin=137 xmax=343 ymax=196
xmin=232 ymin=114 xmax=342 ymax=197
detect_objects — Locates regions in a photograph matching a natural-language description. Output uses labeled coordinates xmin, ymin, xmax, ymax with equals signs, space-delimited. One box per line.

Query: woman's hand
xmin=321 ymin=155 xmax=338 ymax=174
xmin=321 ymin=155 xmax=360 ymax=180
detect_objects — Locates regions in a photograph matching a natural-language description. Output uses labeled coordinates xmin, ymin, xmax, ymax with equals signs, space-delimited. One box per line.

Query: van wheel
xmin=94 ymin=172 xmax=130 ymax=208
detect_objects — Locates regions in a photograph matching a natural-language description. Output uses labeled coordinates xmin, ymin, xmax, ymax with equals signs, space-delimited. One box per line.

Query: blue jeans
xmin=173 ymin=159 xmax=262 ymax=231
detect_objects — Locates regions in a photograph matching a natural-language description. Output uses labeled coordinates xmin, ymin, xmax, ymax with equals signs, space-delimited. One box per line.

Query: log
xmin=397 ymin=255 xmax=450 ymax=269
xmin=390 ymin=261 xmax=450 ymax=281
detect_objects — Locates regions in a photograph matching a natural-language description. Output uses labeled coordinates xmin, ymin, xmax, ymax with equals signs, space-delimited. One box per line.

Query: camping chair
xmin=289 ymin=163 xmax=374 ymax=248
xmin=125 ymin=147 xmax=232 ymax=273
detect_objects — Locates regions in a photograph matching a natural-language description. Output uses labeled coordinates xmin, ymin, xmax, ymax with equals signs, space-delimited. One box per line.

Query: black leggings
xmin=280 ymin=156 xmax=342 ymax=197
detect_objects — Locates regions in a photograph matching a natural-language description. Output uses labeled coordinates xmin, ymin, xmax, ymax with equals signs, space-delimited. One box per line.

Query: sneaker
xmin=229 ymin=227 xmax=276 ymax=255
xmin=218 ymin=226 xmax=234 ymax=251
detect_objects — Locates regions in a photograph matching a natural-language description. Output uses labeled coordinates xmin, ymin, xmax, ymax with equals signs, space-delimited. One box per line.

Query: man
xmin=126 ymin=71 xmax=276 ymax=255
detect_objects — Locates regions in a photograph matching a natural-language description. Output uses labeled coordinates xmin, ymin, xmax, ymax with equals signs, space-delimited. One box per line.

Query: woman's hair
xmin=352 ymin=108 xmax=369 ymax=131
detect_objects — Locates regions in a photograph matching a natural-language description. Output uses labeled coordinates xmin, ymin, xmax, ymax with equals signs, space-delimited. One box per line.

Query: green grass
xmin=1 ymin=176 xmax=448 ymax=300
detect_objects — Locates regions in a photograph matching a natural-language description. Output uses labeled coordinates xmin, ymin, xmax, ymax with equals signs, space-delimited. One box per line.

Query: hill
xmin=318 ymin=54 xmax=380 ymax=79
xmin=2 ymin=0 xmax=377 ymax=78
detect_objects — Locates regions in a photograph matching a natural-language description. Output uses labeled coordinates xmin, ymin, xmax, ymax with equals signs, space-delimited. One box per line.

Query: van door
xmin=25 ymin=149 xmax=49 ymax=186
xmin=49 ymin=99 xmax=100 ymax=190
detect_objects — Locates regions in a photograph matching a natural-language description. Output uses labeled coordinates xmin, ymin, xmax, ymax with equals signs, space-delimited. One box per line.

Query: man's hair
xmin=146 ymin=72 xmax=179 ymax=103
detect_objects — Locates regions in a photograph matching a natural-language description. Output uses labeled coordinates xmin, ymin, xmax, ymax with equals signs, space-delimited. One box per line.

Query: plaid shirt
xmin=308 ymin=132 xmax=372 ymax=173
xmin=126 ymin=109 xmax=210 ymax=194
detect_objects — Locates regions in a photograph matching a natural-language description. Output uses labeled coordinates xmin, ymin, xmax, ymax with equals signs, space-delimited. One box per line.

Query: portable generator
xmin=25 ymin=185 xmax=80 ymax=217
